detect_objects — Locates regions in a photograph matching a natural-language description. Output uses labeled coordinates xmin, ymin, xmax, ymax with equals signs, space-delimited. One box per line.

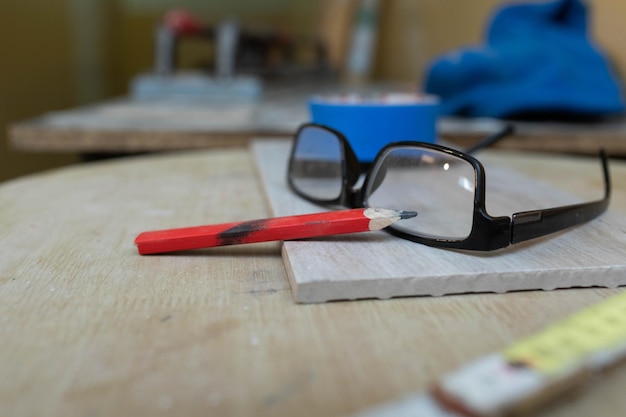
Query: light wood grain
xmin=440 ymin=116 xmax=626 ymax=156
xmin=8 ymin=97 xmax=303 ymax=153
xmin=10 ymin=86 xmax=626 ymax=156
xmin=1 ymin=146 xmax=626 ymax=417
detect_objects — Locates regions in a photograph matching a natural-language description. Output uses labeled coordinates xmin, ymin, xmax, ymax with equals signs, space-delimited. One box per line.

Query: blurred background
xmin=1 ymin=0 xmax=625 ymax=182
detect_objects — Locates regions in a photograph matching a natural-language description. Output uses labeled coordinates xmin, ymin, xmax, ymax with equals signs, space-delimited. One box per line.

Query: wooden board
xmin=252 ymin=140 xmax=626 ymax=303
xmin=440 ymin=116 xmax=626 ymax=156
xmin=8 ymin=97 xmax=305 ymax=153
xmin=10 ymin=82 xmax=626 ymax=156
xmin=3 ymin=146 xmax=626 ymax=417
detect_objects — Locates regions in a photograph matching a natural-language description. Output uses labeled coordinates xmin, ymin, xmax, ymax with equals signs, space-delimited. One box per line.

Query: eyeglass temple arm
xmin=510 ymin=151 xmax=610 ymax=244
xmin=465 ymin=124 xmax=515 ymax=154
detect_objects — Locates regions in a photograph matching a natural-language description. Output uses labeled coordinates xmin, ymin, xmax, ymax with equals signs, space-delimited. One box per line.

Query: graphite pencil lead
xmin=363 ymin=208 xmax=418 ymax=231
xmin=398 ymin=210 xmax=418 ymax=220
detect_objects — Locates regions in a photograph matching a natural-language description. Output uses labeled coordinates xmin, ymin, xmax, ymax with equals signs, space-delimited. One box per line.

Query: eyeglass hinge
xmin=512 ymin=211 xmax=542 ymax=225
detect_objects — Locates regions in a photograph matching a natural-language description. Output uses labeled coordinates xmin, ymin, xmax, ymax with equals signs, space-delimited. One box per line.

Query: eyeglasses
xmin=287 ymin=123 xmax=611 ymax=251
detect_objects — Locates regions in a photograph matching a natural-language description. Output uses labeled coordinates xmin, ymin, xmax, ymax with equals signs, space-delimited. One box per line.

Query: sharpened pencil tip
xmin=398 ymin=210 xmax=418 ymax=220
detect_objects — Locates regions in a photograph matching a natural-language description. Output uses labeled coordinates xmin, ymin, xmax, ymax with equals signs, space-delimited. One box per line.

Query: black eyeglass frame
xmin=287 ymin=123 xmax=611 ymax=251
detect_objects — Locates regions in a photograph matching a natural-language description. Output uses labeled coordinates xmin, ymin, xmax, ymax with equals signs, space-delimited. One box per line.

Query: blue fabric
xmin=424 ymin=0 xmax=624 ymax=118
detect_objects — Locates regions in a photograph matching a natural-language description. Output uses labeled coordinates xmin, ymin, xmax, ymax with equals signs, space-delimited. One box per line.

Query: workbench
xmin=1 ymin=143 xmax=625 ymax=417
xmin=9 ymin=81 xmax=626 ymax=156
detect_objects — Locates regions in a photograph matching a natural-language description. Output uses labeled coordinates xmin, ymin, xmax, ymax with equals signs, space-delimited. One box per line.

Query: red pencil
xmin=135 ymin=208 xmax=417 ymax=255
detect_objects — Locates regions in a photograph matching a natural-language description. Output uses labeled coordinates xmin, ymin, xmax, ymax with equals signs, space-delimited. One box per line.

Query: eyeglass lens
xmin=290 ymin=126 xmax=478 ymax=241
xmin=290 ymin=125 xmax=344 ymax=201
xmin=365 ymin=147 xmax=476 ymax=240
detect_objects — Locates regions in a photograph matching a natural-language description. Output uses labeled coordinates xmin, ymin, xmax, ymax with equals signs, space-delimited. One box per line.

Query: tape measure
xmin=505 ymin=291 xmax=626 ymax=374
xmin=355 ymin=291 xmax=626 ymax=417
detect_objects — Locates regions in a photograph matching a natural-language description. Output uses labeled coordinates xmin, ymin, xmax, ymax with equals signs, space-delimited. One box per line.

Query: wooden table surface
xmin=9 ymin=81 xmax=626 ymax=156
xmin=1 ymin=144 xmax=626 ymax=417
